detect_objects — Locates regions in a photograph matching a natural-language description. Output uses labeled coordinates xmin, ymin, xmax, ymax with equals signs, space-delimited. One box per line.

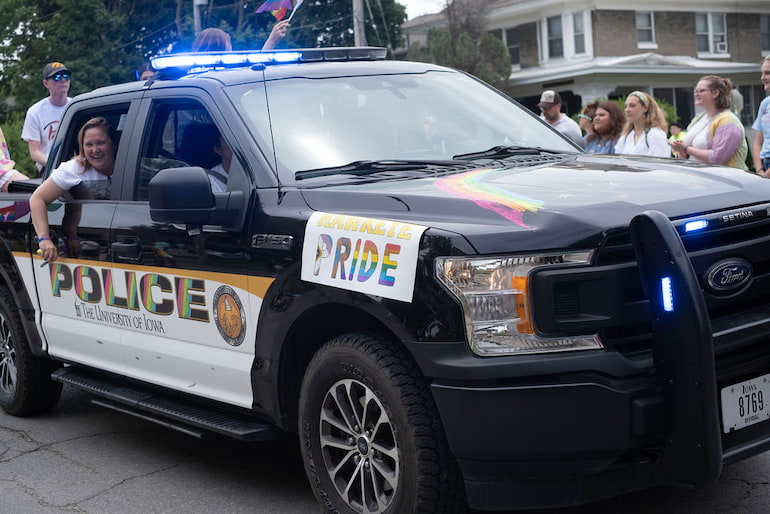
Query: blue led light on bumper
xmin=661 ymin=276 xmax=674 ymax=312
xmin=684 ymin=219 xmax=709 ymax=233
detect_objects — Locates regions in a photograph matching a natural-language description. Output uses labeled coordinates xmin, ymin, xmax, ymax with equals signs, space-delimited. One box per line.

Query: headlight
xmin=436 ymin=252 xmax=603 ymax=356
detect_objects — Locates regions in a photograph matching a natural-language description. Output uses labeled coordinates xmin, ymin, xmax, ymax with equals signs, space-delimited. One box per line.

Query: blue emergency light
xmin=151 ymin=51 xmax=303 ymax=72
xmin=661 ymin=276 xmax=674 ymax=312
xmin=149 ymin=47 xmax=388 ymax=78
xmin=684 ymin=219 xmax=709 ymax=233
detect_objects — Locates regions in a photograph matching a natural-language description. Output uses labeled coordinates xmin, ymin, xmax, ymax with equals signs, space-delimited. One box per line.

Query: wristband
xmin=37 ymin=236 xmax=51 ymax=243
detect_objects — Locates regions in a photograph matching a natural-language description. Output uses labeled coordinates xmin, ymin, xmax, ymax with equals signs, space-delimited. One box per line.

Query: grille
xmin=592 ymin=210 xmax=770 ymax=355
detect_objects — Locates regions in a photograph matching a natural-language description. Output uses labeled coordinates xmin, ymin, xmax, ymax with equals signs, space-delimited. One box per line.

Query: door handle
xmin=111 ymin=241 xmax=142 ymax=263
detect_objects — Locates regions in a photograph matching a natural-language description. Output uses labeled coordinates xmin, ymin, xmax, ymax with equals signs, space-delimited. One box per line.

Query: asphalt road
xmin=0 ymin=385 xmax=767 ymax=513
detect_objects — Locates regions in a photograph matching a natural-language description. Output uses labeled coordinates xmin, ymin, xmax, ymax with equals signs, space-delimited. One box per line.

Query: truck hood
xmin=300 ymin=154 xmax=770 ymax=254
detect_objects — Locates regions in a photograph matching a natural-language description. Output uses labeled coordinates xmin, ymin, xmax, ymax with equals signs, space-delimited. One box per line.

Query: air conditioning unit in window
xmin=715 ymin=42 xmax=728 ymax=53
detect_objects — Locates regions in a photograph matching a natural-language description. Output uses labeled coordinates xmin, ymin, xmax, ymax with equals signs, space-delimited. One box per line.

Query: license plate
xmin=721 ymin=373 xmax=770 ymax=433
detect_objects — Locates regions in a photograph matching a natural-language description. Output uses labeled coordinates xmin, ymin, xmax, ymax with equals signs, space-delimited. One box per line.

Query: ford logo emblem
xmin=704 ymin=258 xmax=753 ymax=294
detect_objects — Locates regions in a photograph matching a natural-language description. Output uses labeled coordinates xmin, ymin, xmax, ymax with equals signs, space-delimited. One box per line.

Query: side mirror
xmin=149 ymin=166 xmax=244 ymax=229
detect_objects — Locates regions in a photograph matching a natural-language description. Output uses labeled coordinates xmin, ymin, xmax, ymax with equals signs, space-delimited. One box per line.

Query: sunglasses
xmin=49 ymin=73 xmax=71 ymax=82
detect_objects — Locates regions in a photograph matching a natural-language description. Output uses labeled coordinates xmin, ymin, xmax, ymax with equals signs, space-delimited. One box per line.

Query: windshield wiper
xmin=295 ymin=159 xmax=466 ymax=180
xmin=453 ymin=145 xmax=562 ymax=160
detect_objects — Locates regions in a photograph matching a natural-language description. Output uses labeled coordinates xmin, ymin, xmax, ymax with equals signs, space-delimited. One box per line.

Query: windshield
xmin=232 ymin=69 xmax=579 ymax=184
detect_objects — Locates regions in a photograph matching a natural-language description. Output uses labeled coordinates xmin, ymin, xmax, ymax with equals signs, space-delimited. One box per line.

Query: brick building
xmin=402 ymin=0 xmax=770 ymax=125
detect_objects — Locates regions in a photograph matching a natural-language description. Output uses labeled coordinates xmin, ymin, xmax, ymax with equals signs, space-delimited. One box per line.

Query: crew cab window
xmin=50 ymin=104 xmax=130 ymax=200
xmin=135 ymin=101 xmax=224 ymax=201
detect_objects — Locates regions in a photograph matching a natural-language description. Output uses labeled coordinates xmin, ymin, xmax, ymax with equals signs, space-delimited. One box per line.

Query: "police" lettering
xmin=49 ymin=264 xmax=209 ymax=322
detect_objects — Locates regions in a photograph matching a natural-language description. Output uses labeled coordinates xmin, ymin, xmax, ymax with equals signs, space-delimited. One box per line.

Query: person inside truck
xmin=191 ymin=22 xmax=289 ymax=53
xmin=30 ymin=116 xmax=117 ymax=263
xmin=178 ymin=122 xmax=231 ymax=192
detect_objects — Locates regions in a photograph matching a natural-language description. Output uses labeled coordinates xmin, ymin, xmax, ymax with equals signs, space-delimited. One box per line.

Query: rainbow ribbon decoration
xmin=435 ymin=168 xmax=544 ymax=228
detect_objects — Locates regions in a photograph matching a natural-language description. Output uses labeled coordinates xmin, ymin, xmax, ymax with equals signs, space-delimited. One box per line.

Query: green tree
xmin=0 ymin=0 xmax=180 ymax=119
xmin=405 ymin=0 xmax=510 ymax=87
xmin=280 ymin=0 xmax=406 ymax=51
xmin=0 ymin=0 xmax=408 ymax=124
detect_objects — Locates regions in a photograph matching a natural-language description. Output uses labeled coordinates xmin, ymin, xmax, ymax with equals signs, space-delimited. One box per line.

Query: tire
xmin=0 ymin=286 xmax=62 ymax=416
xmin=299 ymin=333 xmax=466 ymax=513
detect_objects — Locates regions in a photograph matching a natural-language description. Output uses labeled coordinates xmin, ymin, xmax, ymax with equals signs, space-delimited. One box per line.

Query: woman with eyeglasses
xmin=584 ymin=101 xmax=625 ymax=154
xmin=752 ymin=56 xmax=770 ymax=176
xmin=669 ymin=76 xmax=748 ymax=170
xmin=614 ymin=91 xmax=670 ymax=157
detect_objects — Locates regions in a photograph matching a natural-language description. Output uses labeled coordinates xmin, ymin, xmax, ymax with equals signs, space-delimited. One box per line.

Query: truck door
xmin=35 ymin=102 xmax=136 ymax=373
xmin=111 ymin=94 xmax=259 ymax=408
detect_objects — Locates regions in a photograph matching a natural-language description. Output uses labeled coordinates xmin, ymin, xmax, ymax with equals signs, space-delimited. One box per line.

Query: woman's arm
xmin=708 ymin=118 xmax=744 ymax=165
xmin=30 ymin=178 xmax=68 ymax=263
xmin=754 ymin=132 xmax=766 ymax=175
xmin=647 ymin=128 xmax=671 ymax=158
xmin=262 ymin=20 xmax=290 ymax=51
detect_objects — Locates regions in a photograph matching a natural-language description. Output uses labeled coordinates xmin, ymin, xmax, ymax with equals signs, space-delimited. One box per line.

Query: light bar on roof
xmin=151 ymin=51 xmax=303 ymax=71
xmin=149 ymin=47 xmax=388 ymax=75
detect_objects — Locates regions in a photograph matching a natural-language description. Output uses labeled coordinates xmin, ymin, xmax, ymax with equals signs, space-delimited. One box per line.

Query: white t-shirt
xmin=50 ymin=159 xmax=111 ymax=200
xmin=22 ymin=97 xmax=72 ymax=171
xmin=540 ymin=113 xmax=584 ymax=147
xmin=208 ymin=163 xmax=228 ymax=193
xmin=614 ymin=127 xmax=670 ymax=157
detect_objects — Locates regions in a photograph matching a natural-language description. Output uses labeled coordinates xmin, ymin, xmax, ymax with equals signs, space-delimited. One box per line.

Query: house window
xmin=636 ymin=12 xmax=655 ymax=45
xmin=547 ymin=16 xmax=564 ymax=58
xmin=762 ymin=15 xmax=770 ymax=53
xmin=573 ymin=14 xmax=585 ymax=54
xmin=540 ymin=11 xmax=591 ymax=62
xmin=506 ymin=27 xmax=520 ymax=65
xmin=696 ymin=12 xmax=727 ymax=54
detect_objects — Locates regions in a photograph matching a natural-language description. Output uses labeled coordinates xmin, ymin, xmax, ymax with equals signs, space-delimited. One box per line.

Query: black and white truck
xmin=0 ymin=47 xmax=768 ymax=512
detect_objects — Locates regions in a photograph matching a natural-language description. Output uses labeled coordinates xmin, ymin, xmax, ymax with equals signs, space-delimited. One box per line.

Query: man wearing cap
xmin=537 ymin=90 xmax=584 ymax=148
xmin=22 ymin=62 xmax=73 ymax=174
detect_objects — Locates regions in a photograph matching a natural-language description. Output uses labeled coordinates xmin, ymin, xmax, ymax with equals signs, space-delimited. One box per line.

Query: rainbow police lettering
xmin=301 ymin=212 xmax=428 ymax=302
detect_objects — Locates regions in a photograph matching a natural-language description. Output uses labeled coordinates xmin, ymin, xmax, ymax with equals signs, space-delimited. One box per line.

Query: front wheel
xmin=0 ymin=286 xmax=62 ymax=416
xmin=299 ymin=333 xmax=466 ymax=513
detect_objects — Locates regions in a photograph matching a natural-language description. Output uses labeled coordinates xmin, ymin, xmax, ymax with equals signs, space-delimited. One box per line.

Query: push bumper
xmin=419 ymin=211 xmax=770 ymax=510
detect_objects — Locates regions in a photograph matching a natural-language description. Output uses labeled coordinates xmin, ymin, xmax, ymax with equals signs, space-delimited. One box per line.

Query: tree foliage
xmin=405 ymin=0 xmax=509 ymax=87
xmin=0 ymin=0 xmax=407 ymax=121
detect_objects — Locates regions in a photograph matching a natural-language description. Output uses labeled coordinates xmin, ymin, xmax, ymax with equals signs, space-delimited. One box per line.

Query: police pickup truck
xmin=0 ymin=47 xmax=769 ymax=512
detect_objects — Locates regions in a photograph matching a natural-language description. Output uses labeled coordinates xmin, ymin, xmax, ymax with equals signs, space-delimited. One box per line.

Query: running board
xmin=51 ymin=367 xmax=278 ymax=441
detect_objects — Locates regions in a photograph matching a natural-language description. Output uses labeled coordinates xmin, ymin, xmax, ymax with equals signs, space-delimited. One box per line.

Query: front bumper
xmin=412 ymin=211 xmax=770 ymax=510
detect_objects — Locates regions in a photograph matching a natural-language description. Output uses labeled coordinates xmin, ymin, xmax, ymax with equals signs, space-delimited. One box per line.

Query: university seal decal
xmin=213 ymin=285 xmax=247 ymax=346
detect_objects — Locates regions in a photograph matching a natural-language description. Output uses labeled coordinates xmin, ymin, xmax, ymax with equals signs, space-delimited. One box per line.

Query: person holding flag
xmin=257 ymin=0 xmax=303 ymax=23
xmin=262 ymin=19 xmax=291 ymax=50
xmin=256 ymin=0 xmax=302 ymax=49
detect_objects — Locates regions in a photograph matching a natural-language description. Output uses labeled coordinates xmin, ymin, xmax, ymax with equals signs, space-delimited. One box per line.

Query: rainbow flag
xmin=256 ymin=0 xmax=293 ymax=21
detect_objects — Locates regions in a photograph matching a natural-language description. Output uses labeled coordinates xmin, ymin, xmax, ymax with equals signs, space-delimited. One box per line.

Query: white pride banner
xmin=301 ymin=212 xmax=428 ymax=302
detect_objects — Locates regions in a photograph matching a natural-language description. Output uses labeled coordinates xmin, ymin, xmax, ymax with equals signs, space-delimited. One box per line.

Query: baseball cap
xmin=538 ymin=90 xmax=562 ymax=107
xmin=43 ymin=62 xmax=71 ymax=79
